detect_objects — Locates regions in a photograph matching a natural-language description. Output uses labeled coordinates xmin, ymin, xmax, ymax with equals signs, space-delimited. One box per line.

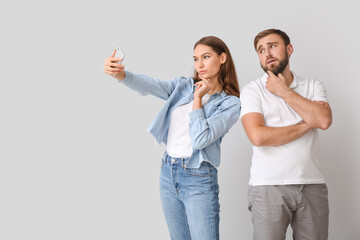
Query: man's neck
xmin=282 ymin=67 xmax=294 ymax=86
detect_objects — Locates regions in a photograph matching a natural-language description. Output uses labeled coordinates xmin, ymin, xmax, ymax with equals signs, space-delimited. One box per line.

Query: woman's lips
xmin=199 ymin=70 xmax=207 ymax=75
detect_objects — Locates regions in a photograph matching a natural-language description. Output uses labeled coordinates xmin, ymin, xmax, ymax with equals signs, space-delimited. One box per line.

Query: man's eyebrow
xmin=266 ymin=41 xmax=279 ymax=45
xmin=257 ymin=42 xmax=279 ymax=52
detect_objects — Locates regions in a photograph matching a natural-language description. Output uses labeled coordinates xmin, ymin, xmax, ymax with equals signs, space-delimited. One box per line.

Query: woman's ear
xmin=220 ymin=52 xmax=227 ymax=64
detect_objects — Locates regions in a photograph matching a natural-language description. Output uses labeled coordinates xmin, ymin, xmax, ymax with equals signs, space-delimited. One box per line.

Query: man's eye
xmin=271 ymin=45 xmax=276 ymax=48
xmin=259 ymin=49 xmax=265 ymax=53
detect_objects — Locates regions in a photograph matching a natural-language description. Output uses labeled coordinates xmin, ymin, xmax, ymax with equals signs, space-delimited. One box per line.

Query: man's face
xmin=256 ymin=33 xmax=292 ymax=75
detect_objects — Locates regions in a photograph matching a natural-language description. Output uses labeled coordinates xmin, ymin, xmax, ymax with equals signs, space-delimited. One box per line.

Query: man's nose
xmin=265 ymin=48 xmax=272 ymax=57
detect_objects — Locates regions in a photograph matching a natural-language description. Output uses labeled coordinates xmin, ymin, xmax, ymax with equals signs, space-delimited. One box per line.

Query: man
xmin=240 ymin=29 xmax=332 ymax=240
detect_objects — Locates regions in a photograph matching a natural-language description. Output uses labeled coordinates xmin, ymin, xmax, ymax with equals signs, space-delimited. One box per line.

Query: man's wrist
xmin=281 ymin=87 xmax=293 ymax=100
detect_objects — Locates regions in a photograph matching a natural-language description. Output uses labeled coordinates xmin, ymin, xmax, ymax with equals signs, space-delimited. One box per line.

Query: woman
xmin=104 ymin=36 xmax=240 ymax=240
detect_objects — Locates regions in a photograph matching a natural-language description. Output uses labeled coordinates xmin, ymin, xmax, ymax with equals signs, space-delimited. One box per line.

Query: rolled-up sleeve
xmin=189 ymin=97 xmax=241 ymax=150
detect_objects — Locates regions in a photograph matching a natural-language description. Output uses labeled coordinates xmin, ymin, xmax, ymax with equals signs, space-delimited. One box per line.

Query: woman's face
xmin=193 ymin=44 xmax=226 ymax=82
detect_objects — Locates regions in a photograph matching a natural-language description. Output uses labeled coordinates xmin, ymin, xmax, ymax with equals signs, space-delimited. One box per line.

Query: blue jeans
xmin=159 ymin=153 xmax=220 ymax=240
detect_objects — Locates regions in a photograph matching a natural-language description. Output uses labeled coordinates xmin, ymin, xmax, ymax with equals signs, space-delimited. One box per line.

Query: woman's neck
xmin=208 ymin=80 xmax=222 ymax=95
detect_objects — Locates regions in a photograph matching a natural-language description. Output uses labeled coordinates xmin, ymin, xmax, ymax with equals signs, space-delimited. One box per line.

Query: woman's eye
xmin=204 ymin=55 xmax=210 ymax=59
xmin=193 ymin=58 xmax=198 ymax=62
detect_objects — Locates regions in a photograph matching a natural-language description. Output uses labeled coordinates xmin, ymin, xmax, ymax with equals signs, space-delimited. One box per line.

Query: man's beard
xmin=261 ymin=52 xmax=289 ymax=75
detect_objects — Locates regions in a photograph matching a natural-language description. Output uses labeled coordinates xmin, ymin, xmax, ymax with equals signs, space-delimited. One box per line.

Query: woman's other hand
xmin=194 ymin=78 xmax=212 ymax=100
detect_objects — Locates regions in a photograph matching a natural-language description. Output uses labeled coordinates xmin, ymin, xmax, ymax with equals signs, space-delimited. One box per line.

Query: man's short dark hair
xmin=254 ymin=29 xmax=291 ymax=50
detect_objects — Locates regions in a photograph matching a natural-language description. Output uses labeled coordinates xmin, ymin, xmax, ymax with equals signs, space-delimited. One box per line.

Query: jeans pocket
xmin=248 ymin=186 xmax=253 ymax=211
xmin=248 ymin=185 xmax=260 ymax=211
xmin=319 ymin=184 xmax=329 ymax=200
xmin=184 ymin=161 xmax=216 ymax=177
xmin=160 ymin=153 xmax=167 ymax=169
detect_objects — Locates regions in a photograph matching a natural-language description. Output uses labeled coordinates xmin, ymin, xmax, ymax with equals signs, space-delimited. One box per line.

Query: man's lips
xmin=266 ymin=59 xmax=277 ymax=65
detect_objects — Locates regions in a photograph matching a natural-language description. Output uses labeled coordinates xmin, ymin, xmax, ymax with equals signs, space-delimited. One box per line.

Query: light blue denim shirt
xmin=121 ymin=70 xmax=241 ymax=168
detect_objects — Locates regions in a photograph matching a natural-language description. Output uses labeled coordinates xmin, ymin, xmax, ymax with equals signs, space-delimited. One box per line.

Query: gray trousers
xmin=248 ymin=184 xmax=329 ymax=240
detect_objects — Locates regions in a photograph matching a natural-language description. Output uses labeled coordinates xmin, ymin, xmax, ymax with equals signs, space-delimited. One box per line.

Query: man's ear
xmin=220 ymin=52 xmax=227 ymax=64
xmin=287 ymin=44 xmax=294 ymax=57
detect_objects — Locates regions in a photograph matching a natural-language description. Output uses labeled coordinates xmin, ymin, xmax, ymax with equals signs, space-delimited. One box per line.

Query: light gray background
xmin=1 ymin=0 xmax=359 ymax=239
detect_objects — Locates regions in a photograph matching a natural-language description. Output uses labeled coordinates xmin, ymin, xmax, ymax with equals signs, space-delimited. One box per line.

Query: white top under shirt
xmin=240 ymin=72 xmax=328 ymax=186
xmin=167 ymin=94 xmax=211 ymax=158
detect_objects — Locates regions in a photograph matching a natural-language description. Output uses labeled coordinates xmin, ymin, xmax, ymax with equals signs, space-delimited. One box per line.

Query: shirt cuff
xmin=118 ymin=70 xmax=133 ymax=84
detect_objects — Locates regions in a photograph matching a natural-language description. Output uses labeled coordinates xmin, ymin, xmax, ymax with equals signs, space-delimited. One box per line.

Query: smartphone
xmin=112 ymin=47 xmax=125 ymax=76
xmin=114 ymin=47 xmax=125 ymax=63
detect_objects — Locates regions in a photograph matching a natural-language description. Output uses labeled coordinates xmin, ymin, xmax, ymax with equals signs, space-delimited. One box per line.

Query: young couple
xmin=104 ymin=29 xmax=332 ymax=240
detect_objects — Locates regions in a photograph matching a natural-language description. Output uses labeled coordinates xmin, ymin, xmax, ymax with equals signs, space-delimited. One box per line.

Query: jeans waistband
xmin=163 ymin=153 xmax=190 ymax=167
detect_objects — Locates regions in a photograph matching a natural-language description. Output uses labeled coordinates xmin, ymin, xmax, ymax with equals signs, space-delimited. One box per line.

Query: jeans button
xmin=171 ymin=158 xmax=175 ymax=163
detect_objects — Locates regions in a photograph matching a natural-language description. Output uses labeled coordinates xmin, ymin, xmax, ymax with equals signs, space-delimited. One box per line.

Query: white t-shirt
xmin=167 ymin=94 xmax=211 ymax=158
xmin=240 ymin=72 xmax=328 ymax=186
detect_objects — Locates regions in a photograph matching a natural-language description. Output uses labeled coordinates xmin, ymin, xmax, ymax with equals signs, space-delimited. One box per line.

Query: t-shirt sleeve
xmin=312 ymin=80 xmax=328 ymax=102
xmin=240 ymin=83 xmax=263 ymax=118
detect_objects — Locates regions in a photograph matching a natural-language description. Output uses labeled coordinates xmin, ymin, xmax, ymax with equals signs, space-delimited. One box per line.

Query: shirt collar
xmin=289 ymin=71 xmax=305 ymax=88
xmin=261 ymin=71 xmax=304 ymax=89
xmin=219 ymin=91 xmax=227 ymax=98
xmin=209 ymin=90 xmax=227 ymax=98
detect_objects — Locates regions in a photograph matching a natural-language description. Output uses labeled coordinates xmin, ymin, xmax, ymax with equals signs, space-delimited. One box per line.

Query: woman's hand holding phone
xmin=104 ymin=49 xmax=126 ymax=81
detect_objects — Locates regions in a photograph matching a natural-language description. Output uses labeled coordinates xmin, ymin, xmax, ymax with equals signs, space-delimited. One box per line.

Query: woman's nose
xmin=198 ymin=60 xmax=204 ymax=67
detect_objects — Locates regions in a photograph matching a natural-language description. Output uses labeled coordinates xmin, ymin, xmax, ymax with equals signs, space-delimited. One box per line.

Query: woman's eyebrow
xmin=193 ymin=52 xmax=211 ymax=58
